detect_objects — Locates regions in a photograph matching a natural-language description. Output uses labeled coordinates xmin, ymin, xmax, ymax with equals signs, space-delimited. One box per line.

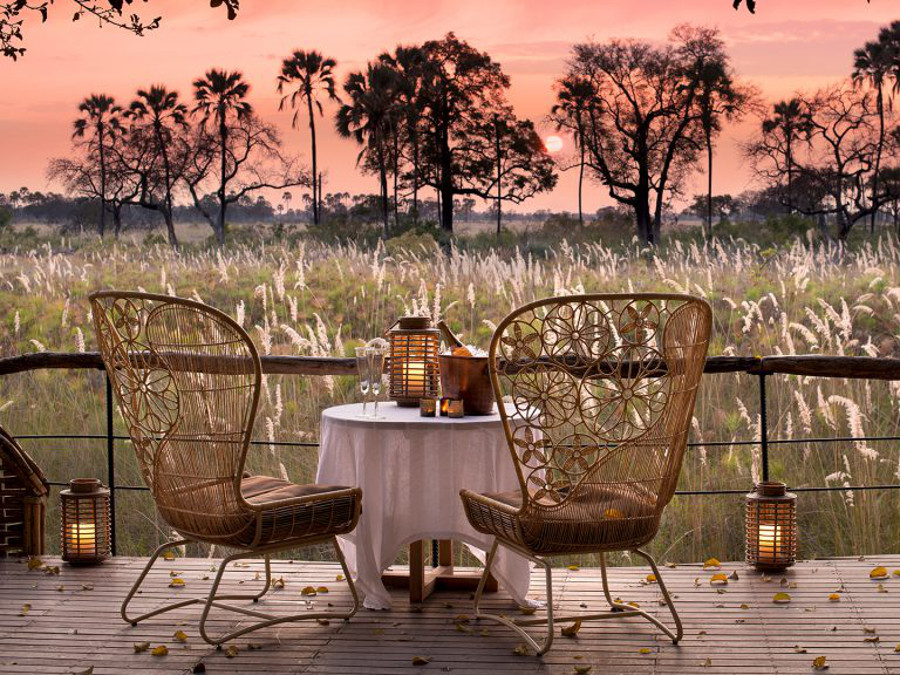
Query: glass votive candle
xmin=419 ymin=398 xmax=437 ymax=417
xmin=440 ymin=397 xmax=451 ymax=416
xmin=448 ymin=399 xmax=464 ymax=418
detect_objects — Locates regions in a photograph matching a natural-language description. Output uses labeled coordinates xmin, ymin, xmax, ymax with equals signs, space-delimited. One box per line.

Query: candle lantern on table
xmin=60 ymin=478 xmax=110 ymax=565
xmin=387 ymin=316 xmax=440 ymax=407
xmin=745 ymin=481 xmax=796 ymax=572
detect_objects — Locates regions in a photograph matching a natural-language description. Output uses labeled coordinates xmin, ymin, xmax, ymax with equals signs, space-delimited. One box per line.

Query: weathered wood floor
xmin=2 ymin=554 xmax=900 ymax=674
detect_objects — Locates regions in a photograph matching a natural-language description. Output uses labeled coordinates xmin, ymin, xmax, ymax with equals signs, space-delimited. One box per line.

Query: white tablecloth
xmin=316 ymin=402 xmax=531 ymax=610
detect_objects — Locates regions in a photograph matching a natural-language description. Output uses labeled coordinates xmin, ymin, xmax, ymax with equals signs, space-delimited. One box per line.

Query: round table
xmin=316 ymin=402 xmax=531 ymax=610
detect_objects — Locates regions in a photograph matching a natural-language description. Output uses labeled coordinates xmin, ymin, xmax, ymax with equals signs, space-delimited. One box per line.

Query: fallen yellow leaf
xmin=151 ymin=645 xmax=168 ymax=657
xmin=336 ymin=574 xmax=345 ymax=581
xmin=513 ymin=645 xmax=529 ymax=656
xmin=646 ymin=574 xmax=657 ymax=583
xmin=518 ymin=605 xmax=537 ymax=615
xmin=812 ymin=655 xmax=828 ymax=670
xmin=300 ymin=585 xmax=316 ymax=596
xmin=26 ymin=557 xmax=43 ymax=571
xmin=316 ymin=586 xmax=329 ymax=594
xmin=703 ymin=557 xmax=721 ymax=569
xmin=772 ymin=592 xmax=791 ymax=604
xmin=168 ymin=578 xmax=185 ymax=588
xmin=574 ymin=666 xmax=593 ymax=674
xmin=709 ymin=573 xmax=728 ymax=585
xmin=162 ymin=551 xmax=176 ymax=561
xmin=224 ymin=645 xmax=239 ymax=658
xmin=174 ymin=630 xmax=188 ymax=643
xmin=567 ymin=565 xmax=580 ymax=571
xmin=272 ymin=577 xmax=286 ymax=590
xmin=639 ymin=647 xmax=652 ymax=654
xmin=828 ymin=593 xmax=841 ymax=601
xmin=869 ymin=566 xmax=888 ymax=579
xmin=561 ymin=619 xmax=582 ymax=637
xmin=19 ymin=603 xmax=31 ymax=616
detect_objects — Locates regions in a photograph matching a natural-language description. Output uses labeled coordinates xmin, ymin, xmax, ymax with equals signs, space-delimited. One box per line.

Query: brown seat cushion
xmin=237 ymin=475 xmax=361 ymax=547
xmin=463 ymin=483 xmax=659 ymax=555
xmin=241 ymin=475 xmax=351 ymax=504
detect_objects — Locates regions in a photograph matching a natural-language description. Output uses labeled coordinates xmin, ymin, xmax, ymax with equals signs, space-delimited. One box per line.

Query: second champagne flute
xmin=369 ymin=346 xmax=386 ymax=419
xmin=355 ymin=346 xmax=371 ymax=417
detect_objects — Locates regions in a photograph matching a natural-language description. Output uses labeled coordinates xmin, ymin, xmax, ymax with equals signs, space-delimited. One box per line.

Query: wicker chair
xmin=0 ymin=425 xmax=49 ymax=558
xmin=89 ymin=290 xmax=362 ymax=646
xmin=461 ymin=293 xmax=711 ymax=655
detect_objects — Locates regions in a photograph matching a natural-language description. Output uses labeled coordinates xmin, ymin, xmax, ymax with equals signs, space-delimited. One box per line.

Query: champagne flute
xmin=355 ymin=346 xmax=372 ymax=417
xmin=369 ymin=346 xmax=386 ymax=419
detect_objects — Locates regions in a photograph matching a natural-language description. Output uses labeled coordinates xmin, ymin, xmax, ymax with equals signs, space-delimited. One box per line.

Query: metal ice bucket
xmin=438 ymin=354 xmax=496 ymax=415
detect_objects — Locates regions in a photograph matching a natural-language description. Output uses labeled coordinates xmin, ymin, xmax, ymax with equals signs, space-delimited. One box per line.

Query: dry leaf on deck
xmin=151 ymin=645 xmax=169 ymax=657
xmin=772 ymin=592 xmax=791 ymax=604
xmin=19 ymin=603 xmax=31 ymax=616
xmin=133 ymin=642 xmax=150 ymax=653
xmin=300 ymin=585 xmax=316 ymax=595
xmin=869 ymin=566 xmax=888 ymax=579
xmin=574 ymin=666 xmax=593 ymax=674
xmin=812 ymin=655 xmax=828 ymax=670
xmin=224 ymin=645 xmax=239 ymax=658
xmin=174 ymin=630 xmax=188 ymax=643
xmin=336 ymin=574 xmax=345 ymax=581
xmin=71 ymin=668 xmax=94 ymax=675
xmin=412 ymin=656 xmax=431 ymax=665
xmin=646 ymin=574 xmax=657 ymax=583
xmin=162 ymin=551 xmax=176 ymax=561
xmin=703 ymin=557 xmax=721 ymax=569
xmin=169 ymin=578 xmax=185 ymax=588
xmin=639 ymin=647 xmax=652 ymax=654
xmin=273 ymin=577 xmax=286 ymax=590
xmin=828 ymin=593 xmax=841 ymax=601
xmin=518 ymin=605 xmax=537 ymax=615
xmin=567 ymin=565 xmax=580 ymax=571
xmin=316 ymin=586 xmax=329 ymax=594
xmin=793 ymin=645 xmax=807 ymax=653
xmin=26 ymin=557 xmax=43 ymax=571
xmin=709 ymin=573 xmax=728 ymax=586
xmin=561 ymin=619 xmax=582 ymax=637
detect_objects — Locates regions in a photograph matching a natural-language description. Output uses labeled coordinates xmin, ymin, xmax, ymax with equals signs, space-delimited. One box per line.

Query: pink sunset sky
xmin=0 ymin=0 xmax=896 ymax=213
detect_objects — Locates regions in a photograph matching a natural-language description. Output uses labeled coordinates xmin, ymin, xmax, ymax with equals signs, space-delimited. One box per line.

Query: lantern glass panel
xmin=60 ymin=478 xmax=110 ymax=565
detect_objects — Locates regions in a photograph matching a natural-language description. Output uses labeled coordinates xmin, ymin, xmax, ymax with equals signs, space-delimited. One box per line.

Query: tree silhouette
xmin=277 ymin=50 xmax=340 ymax=227
xmin=192 ymin=69 xmax=253 ymax=245
xmin=1 ymin=1 xmax=237 ymax=60
xmin=853 ymin=38 xmax=890 ymax=233
xmin=759 ymin=99 xmax=814 ymax=214
xmin=72 ymin=93 xmax=123 ymax=237
xmin=551 ymin=75 xmax=596 ymax=227
xmin=125 ymin=85 xmax=188 ymax=245
xmin=733 ymin=0 xmax=868 ymax=12
xmin=336 ymin=63 xmax=399 ymax=237
xmin=561 ymin=25 xmax=735 ymax=245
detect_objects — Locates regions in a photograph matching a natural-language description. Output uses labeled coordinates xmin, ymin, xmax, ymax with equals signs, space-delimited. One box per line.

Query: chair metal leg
xmin=122 ymin=539 xmax=202 ymax=626
xmin=198 ymin=536 xmax=361 ymax=646
xmin=470 ymin=540 xmax=683 ymax=655
xmin=632 ymin=548 xmax=683 ymax=643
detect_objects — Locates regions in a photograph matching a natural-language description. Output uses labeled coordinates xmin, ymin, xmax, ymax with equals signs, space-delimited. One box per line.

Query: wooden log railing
xmin=0 ymin=351 xmax=898 ymax=380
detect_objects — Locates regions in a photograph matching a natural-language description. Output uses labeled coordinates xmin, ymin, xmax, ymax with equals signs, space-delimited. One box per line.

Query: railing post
xmin=758 ymin=372 xmax=769 ymax=484
xmin=105 ymin=375 xmax=117 ymax=556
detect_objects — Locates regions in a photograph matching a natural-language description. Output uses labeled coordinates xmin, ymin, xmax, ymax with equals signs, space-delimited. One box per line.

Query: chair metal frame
xmin=90 ymin=290 xmax=361 ymax=646
xmin=463 ymin=293 xmax=711 ymax=655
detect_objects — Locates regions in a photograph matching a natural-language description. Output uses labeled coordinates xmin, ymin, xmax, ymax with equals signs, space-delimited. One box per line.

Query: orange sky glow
xmin=1 ymin=0 xmax=896 ymax=213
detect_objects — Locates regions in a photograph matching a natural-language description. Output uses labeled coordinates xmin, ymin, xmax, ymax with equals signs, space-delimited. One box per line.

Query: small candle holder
xmin=745 ymin=481 xmax=797 ymax=572
xmin=448 ymin=399 xmax=465 ymax=418
xmin=60 ymin=478 xmax=111 ymax=565
xmin=419 ymin=398 xmax=437 ymax=417
xmin=440 ymin=397 xmax=451 ymax=417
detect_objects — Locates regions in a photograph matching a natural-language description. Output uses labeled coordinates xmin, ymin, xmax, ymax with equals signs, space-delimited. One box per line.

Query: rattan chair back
xmin=90 ymin=291 xmax=261 ymax=542
xmin=489 ymin=294 xmax=711 ymax=550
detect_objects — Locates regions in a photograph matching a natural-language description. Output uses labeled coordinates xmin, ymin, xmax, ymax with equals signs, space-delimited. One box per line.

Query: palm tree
xmin=762 ymin=98 xmax=813 ymax=214
xmin=551 ymin=75 xmax=594 ymax=227
xmin=73 ymin=94 xmax=123 ymax=238
xmin=276 ymin=50 xmax=339 ymax=227
xmin=336 ymin=63 xmax=398 ymax=238
xmin=192 ymin=69 xmax=253 ymax=245
xmin=127 ymin=85 xmax=188 ymax=246
xmin=854 ymin=39 xmax=891 ymax=233
xmin=695 ymin=61 xmax=751 ymax=241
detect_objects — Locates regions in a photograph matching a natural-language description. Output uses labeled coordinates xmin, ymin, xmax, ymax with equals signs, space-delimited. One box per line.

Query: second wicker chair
xmin=461 ymin=293 xmax=711 ymax=655
xmin=90 ymin=291 xmax=362 ymax=646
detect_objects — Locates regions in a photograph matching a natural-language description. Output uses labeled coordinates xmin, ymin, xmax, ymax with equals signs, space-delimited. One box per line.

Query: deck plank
xmin=1 ymin=555 xmax=899 ymax=674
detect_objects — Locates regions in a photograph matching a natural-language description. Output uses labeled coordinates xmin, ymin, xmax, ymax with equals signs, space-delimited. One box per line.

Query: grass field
xmin=1 ymin=226 xmax=898 ymax=568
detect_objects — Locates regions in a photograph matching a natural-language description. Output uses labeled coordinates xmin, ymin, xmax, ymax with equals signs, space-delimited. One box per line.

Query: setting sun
xmin=544 ymin=135 xmax=564 ymax=154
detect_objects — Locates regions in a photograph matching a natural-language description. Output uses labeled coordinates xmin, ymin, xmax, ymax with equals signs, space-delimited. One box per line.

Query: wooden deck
xmin=2 ymin=554 xmax=900 ymax=674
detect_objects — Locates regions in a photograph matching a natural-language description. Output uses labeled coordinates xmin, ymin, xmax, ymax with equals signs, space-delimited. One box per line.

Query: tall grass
xmin=1 ymin=233 xmax=898 ymax=566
